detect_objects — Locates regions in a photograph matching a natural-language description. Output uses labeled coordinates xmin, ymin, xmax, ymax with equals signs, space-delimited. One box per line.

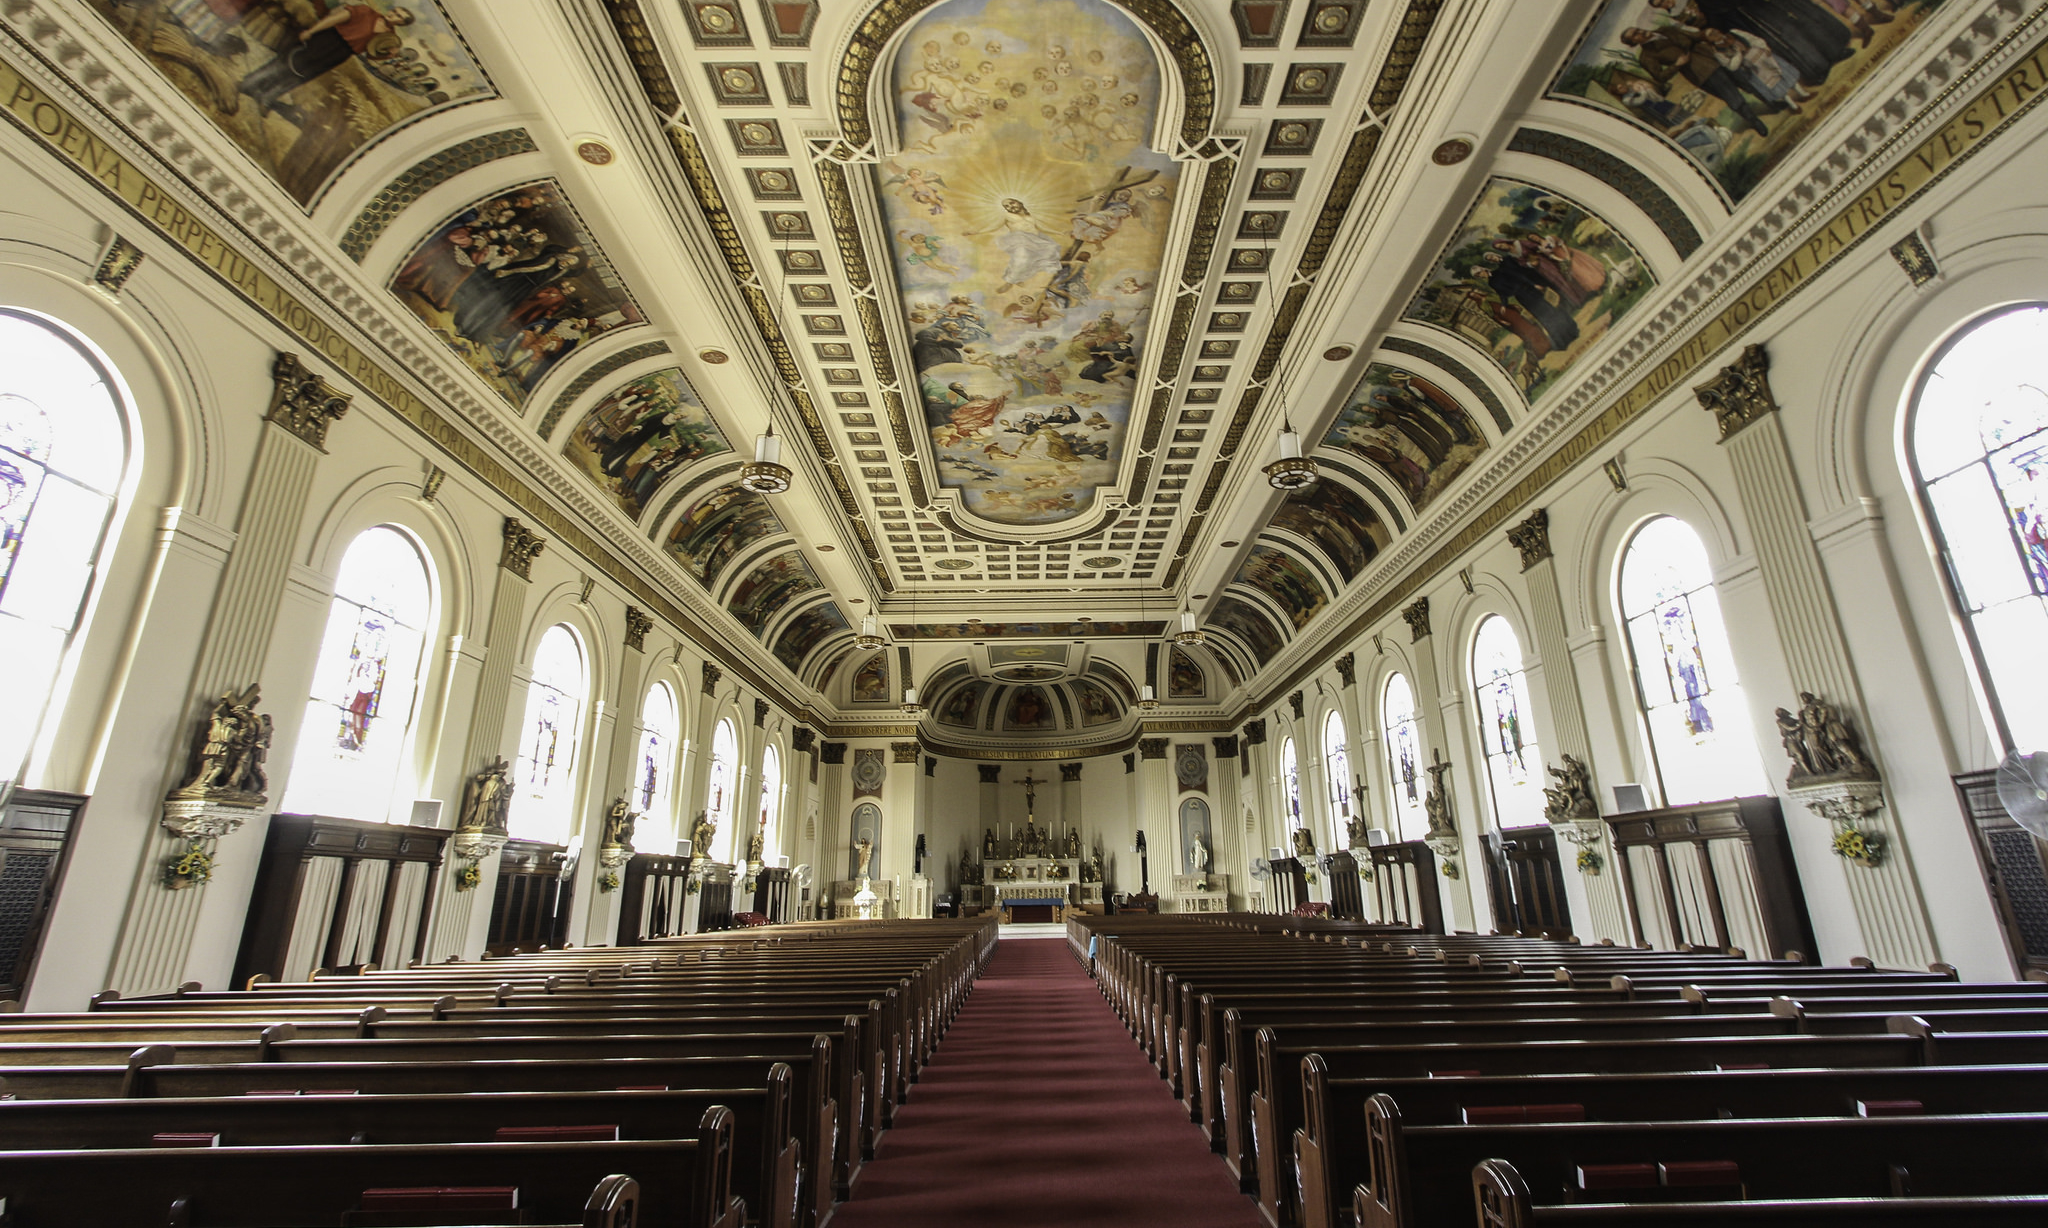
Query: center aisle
xmin=829 ymin=935 xmax=1265 ymax=1228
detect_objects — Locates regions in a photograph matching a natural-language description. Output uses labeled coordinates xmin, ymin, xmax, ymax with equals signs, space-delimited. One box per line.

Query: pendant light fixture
xmin=739 ymin=424 xmax=793 ymax=494
xmin=1139 ymin=683 xmax=1159 ymax=712
xmin=855 ymin=613 xmax=884 ymax=651
xmin=1254 ymin=210 xmax=1318 ymax=491
xmin=1174 ymin=607 xmax=1206 ymax=647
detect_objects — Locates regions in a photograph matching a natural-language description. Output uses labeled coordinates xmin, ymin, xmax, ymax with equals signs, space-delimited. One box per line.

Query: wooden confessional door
xmin=1481 ymin=825 xmax=1573 ymax=938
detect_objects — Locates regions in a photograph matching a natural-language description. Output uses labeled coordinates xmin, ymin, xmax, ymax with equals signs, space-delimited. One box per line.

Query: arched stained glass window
xmin=705 ymin=719 xmax=736 ymax=861
xmin=1619 ymin=516 xmax=1767 ymax=806
xmin=1472 ymin=616 xmax=1546 ymax=828
xmin=1382 ymin=673 xmax=1427 ymax=841
xmin=635 ymin=681 xmax=679 ymax=842
xmin=1322 ymin=709 xmax=1352 ymax=847
xmin=511 ymin=625 xmax=586 ymax=843
xmin=1911 ymin=305 xmax=2048 ymax=750
xmin=0 ymin=311 xmax=127 ymax=779
xmin=1280 ymin=736 xmax=1302 ymax=835
xmin=283 ymin=526 xmax=432 ymax=821
xmin=757 ymin=744 xmax=782 ymax=862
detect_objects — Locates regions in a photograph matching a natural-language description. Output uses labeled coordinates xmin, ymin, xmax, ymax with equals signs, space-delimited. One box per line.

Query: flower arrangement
xmin=598 ymin=870 xmax=621 ymax=893
xmin=1831 ymin=825 xmax=1885 ymax=867
xmin=1302 ymin=868 xmax=1320 ymax=886
xmin=454 ymin=862 xmax=482 ymax=892
xmin=687 ymin=877 xmax=702 ymax=895
xmin=163 ymin=842 xmax=213 ymax=890
xmin=1441 ymin=860 xmax=1461 ymax=880
xmin=1576 ymin=847 xmax=1604 ymax=875
xmin=1358 ymin=864 xmax=1375 ymax=883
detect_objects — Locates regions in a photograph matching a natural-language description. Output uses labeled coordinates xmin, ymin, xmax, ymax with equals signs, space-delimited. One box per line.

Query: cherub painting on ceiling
xmin=391 ymin=181 xmax=643 ymax=406
xmin=1403 ymin=179 xmax=1654 ymax=401
xmin=877 ymin=0 xmax=1179 ymax=525
xmin=85 ymin=0 xmax=491 ymax=206
xmin=1553 ymin=0 xmax=1946 ymax=203
xmin=1323 ymin=367 xmax=1488 ymax=513
xmin=563 ymin=369 xmax=729 ymax=519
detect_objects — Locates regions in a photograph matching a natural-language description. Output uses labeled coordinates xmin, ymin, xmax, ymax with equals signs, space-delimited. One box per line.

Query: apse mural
xmin=1211 ymin=596 xmax=1284 ymax=666
xmin=1072 ymin=678 xmax=1120 ymax=726
xmin=1005 ymin=686 xmax=1057 ymax=730
xmin=772 ymin=602 xmax=847 ymax=673
xmin=662 ymin=486 xmax=784 ymax=586
xmin=563 ymin=369 xmax=729 ymax=519
xmin=1403 ymin=179 xmax=1653 ymax=401
xmin=1232 ymin=545 xmax=1328 ymax=631
xmin=1554 ymin=0 xmax=1947 ymax=203
xmin=86 ymin=0 xmax=491 ymax=206
xmin=937 ymin=680 xmax=987 ymax=726
xmin=851 ymin=652 xmax=891 ymax=703
xmin=725 ymin=551 xmax=821 ymax=639
xmin=1167 ymin=646 xmax=1204 ymax=699
xmin=391 ymin=181 xmax=643 ymax=406
xmin=1323 ymin=366 xmax=1486 ymax=511
xmin=1268 ymin=480 xmax=1392 ymax=584
xmin=879 ymin=0 xmax=1179 ymax=525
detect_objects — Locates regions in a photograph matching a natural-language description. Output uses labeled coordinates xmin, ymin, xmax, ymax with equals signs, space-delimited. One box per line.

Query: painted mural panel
xmin=391 ymin=181 xmax=643 ymax=406
xmin=1403 ymin=179 xmax=1653 ymax=402
xmin=1167 ymin=646 xmax=1205 ymax=698
xmin=1323 ymin=367 xmax=1486 ymax=512
xmin=662 ymin=486 xmax=784 ymax=587
xmin=937 ymin=679 xmax=987 ymax=726
xmin=1073 ymin=678 xmax=1120 ymax=726
xmin=879 ymin=0 xmax=1178 ymax=525
xmin=1212 ymin=596 xmax=1284 ymax=666
xmin=851 ymin=652 xmax=891 ymax=703
xmin=772 ymin=602 xmax=847 ymax=673
xmin=1553 ymin=0 xmax=1947 ymax=203
xmin=1232 ymin=544 xmax=1328 ymax=630
xmin=725 ymin=550 xmax=821 ymax=639
xmin=1004 ymin=686 xmax=1057 ymax=730
xmin=1269 ymin=480 xmax=1392 ymax=584
xmin=890 ymin=620 xmax=1163 ymax=638
xmin=86 ymin=1 xmax=490 ymax=206
xmin=563 ymin=369 xmax=730 ymax=519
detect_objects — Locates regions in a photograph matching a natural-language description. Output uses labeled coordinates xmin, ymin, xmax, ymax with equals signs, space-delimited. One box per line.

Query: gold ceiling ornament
xmin=739 ymin=424 xmax=793 ymax=494
xmin=576 ymin=140 xmax=616 ymax=166
xmin=1431 ymin=137 xmax=1474 ymax=165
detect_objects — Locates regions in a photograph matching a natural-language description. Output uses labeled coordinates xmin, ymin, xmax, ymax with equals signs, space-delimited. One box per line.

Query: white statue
xmin=1190 ymin=833 xmax=1210 ymax=873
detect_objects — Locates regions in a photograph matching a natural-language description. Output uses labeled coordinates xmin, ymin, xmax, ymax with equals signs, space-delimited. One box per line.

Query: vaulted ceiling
xmin=46 ymin=0 xmax=1968 ymax=747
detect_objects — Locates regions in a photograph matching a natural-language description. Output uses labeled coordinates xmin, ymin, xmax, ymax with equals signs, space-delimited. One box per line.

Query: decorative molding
xmin=499 ymin=517 xmax=546 ymax=579
xmin=420 ymin=466 xmax=446 ymax=503
xmin=1288 ymin=691 xmax=1304 ymax=720
xmin=701 ymin=662 xmax=724 ymax=696
xmin=755 ymin=698 xmax=771 ymax=727
xmin=1890 ymin=231 xmax=1940 ymax=286
xmin=338 ymin=129 xmax=538 ymax=262
xmin=1402 ymin=597 xmax=1431 ymax=642
xmin=624 ymin=606 xmax=653 ymax=651
xmin=1507 ymin=509 xmax=1552 ymax=571
xmin=1334 ymin=653 xmax=1355 ymax=688
xmin=1138 ymin=738 xmax=1169 ymax=760
xmin=536 ymin=340 xmax=676 ymax=441
xmin=890 ymin=741 xmax=920 ymax=764
xmin=91 ymin=234 xmax=144 ymax=294
xmin=1060 ymin=762 xmax=1083 ymax=782
xmin=1506 ymin=128 xmax=1703 ymax=258
xmin=1694 ymin=344 xmax=1778 ymax=442
xmin=263 ymin=353 xmax=351 ymax=452
xmin=978 ymin=764 xmax=1003 ymax=784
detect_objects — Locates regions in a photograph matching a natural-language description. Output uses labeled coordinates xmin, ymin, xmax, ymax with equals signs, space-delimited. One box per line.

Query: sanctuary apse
xmin=0 ymin=0 xmax=2038 ymax=1023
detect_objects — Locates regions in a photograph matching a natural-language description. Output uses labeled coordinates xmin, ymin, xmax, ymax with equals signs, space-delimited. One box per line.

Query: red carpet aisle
xmin=829 ymin=937 xmax=1265 ymax=1228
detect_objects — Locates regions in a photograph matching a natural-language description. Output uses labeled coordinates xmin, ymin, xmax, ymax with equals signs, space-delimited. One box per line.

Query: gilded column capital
xmin=792 ymin=728 xmax=816 ymax=755
xmin=1059 ymin=762 xmax=1083 ymax=782
xmin=624 ymin=606 xmax=653 ymax=651
xmin=701 ymin=661 xmax=723 ymax=696
xmin=754 ymin=698 xmax=770 ymax=727
xmin=1402 ymin=597 xmax=1431 ymax=642
xmin=1335 ymin=652 xmax=1355 ymax=688
xmin=1243 ymin=718 xmax=1266 ymax=746
xmin=978 ymin=764 xmax=1003 ymax=784
xmin=891 ymin=740 xmax=921 ymax=764
xmin=265 ymin=353 xmax=351 ymax=452
xmin=1508 ymin=508 xmax=1553 ymax=571
xmin=820 ymin=741 xmax=846 ymax=764
xmin=1288 ymin=691 xmax=1304 ymax=720
xmin=1212 ymin=735 xmax=1238 ymax=760
xmin=1138 ymin=737 xmax=1169 ymax=760
xmin=498 ymin=518 xmax=546 ymax=579
xmin=1694 ymin=344 xmax=1778 ymax=441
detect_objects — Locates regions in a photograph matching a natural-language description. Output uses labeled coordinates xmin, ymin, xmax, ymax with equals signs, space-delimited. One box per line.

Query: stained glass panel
xmin=511 ymin=625 xmax=585 ymax=843
xmin=1323 ymin=709 xmax=1351 ymax=847
xmin=705 ymin=721 xmax=737 ymax=861
xmin=1382 ymin=673 xmax=1427 ymax=841
xmin=635 ymin=682 xmax=679 ymax=843
xmin=1472 ymin=616 xmax=1546 ymax=828
xmin=1619 ymin=517 xmax=1767 ymax=806
xmin=759 ymin=744 xmax=782 ymax=855
xmin=1280 ymin=738 xmax=1302 ymax=839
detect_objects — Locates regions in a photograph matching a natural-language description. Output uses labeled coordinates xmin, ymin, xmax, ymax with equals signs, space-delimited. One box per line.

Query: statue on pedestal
xmin=1542 ymin=755 xmax=1599 ymax=824
xmin=458 ymin=757 xmax=512 ymax=838
xmin=1291 ymin=826 xmax=1315 ymax=859
xmin=855 ymin=836 xmax=875 ymax=880
xmin=747 ymin=822 xmax=766 ymax=865
xmin=1064 ymin=827 xmax=1081 ymax=859
xmin=601 ymin=796 xmax=638 ymax=851
xmin=690 ymin=811 xmax=717 ymax=861
xmin=1021 ymin=820 xmax=1045 ymax=857
xmin=1776 ymin=692 xmax=1878 ymax=786
xmin=1190 ymin=833 xmax=1210 ymax=873
xmin=172 ymin=684 xmax=274 ymax=803
xmin=983 ymin=828 xmax=997 ymax=859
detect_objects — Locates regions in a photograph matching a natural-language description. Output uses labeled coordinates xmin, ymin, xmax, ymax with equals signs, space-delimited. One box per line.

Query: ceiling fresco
xmin=390 ymin=181 xmax=644 ymax=406
xmin=1230 ymin=543 xmax=1328 ymax=631
xmin=772 ymin=601 xmax=850 ymax=673
xmin=85 ymin=0 xmax=492 ymax=206
xmin=1267 ymin=479 xmax=1392 ymax=584
xmin=662 ymin=486 xmax=786 ymax=587
xmin=563 ymin=368 xmax=730 ymax=520
xmin=1402 ymin=179 xmax=1654 ymax=402
xmin=1322 ymin=366 xmax=1487 ymax=513
xmin=726 ymin=550 xmax=825 ymax=638
xmin=883 ymin=0 xmax=1179 ymax=525
xmin=1553 ymin=0 xmax=1949 ymax=203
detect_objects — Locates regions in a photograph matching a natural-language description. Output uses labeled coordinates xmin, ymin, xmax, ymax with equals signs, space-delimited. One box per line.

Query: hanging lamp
xmin=855 ymin=613 xmax=884 ymax=651
xmin=1139 ymin=683 xmax=1159 ymax=713
xmin=739 ymin=424 xmax=793 ymax=494
xmin=1264 ymin=419 xmax=1317 ymax=490
xmin=1174 ymin=608 xmax=1206 ymax=647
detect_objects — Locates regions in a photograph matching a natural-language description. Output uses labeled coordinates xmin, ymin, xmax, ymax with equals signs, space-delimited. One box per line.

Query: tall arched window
xmin=1322 ymin=709 xmax=1352 ymax=846
xmin=634 ymin=681 xmax=679 ymax=843
xmin=1382 ymin=674 xmax=1427 ymax=841
xmin=1620 ymin=516 xmax=1767 ymax=805
xmin=1911 ymin=305 xmax=2048 ymax=750
xmin=705 ymin=719 xmax=736 ymax=861
xmin=1279 ymin=737 xmax=1302 ymax=837
xmin=283 ymin=526 xmax=432 ymax=821
xmin=511 ymin=625 xmax=586 ymax=843
xmin=0 ymin=311 xmax=128 ymax=780
xmin=1472 ymin=616 xmax=1546 ymax=828
xmin=757 ymin=744 xmax=782 ymax=862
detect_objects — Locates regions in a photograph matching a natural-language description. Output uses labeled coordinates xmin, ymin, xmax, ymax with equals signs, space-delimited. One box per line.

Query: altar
xmin=977 ymin=857 xmax=1103 ymax=919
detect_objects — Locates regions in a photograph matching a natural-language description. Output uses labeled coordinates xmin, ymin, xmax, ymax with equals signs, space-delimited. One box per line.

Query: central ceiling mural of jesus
xmin=877 ymin=0 xmax=1179 ymax=525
